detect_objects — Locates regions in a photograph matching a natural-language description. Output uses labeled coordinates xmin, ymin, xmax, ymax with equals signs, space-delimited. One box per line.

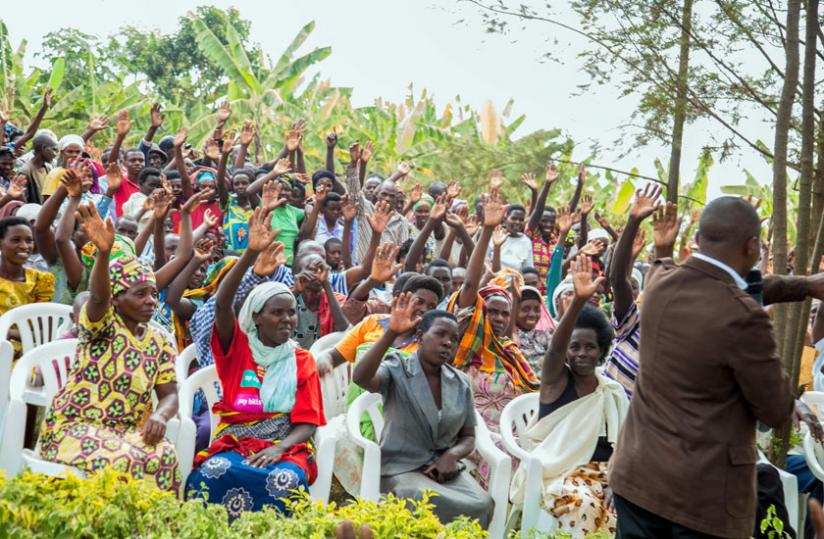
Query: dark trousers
xmin=614 ymin=494 xmax=723 ymax=539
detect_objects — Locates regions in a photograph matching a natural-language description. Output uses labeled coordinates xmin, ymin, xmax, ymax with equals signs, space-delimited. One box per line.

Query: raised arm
xmin=568 ymin=163 xmax=586 ymax=212
xmin=108 ymin=109 xmax=131 ymax=166
xmin=247 ymin=158 xmax=291 ymax=196
xmin=652 ymin=201 xmax=681 ymax=260
xmin=235 ymin=120 xmax=255 ymax=170
xmin=325 ymin=131 xmax=337 ymax=175
xmin=491 ymin=225 xmax=507 ymax=274
xmin=359 ymin=141 xmax=375 ymax=186
xmin=402 ymin=185 xmax=423 ymax=217
xmin=341 ymin=194 xmax=357 ymax=268
xmin=55 ymin=169 xmax=87 ymax=289
xmin=75 ymin=202 xmax=116 ymax=323
xmin=34 ymin=179 xmax=66 ymax=265
xmin=526 ymin=164 xmax=559 ymax=233
xmin=387 ymin=161 xmax=411 ymax=184
xmin=216 ymin=138 xmax=233 ymax=208
xmin=172 ymin=128 xmax=194 ymax=200
xmin=165 ymin=238 xmax=214 ymax=321
xmin=353 ymin=292 xmax=420 ymax=393
xmin=214 ymin=207 xmax=279 ymax=352
xmin=14 ymin=88 xmax=52 ymax=152
xmin=298 ymin=185 xmax=327 ymax=241
xmin=541 ymin=254 xmax=604 ymax=388
xmin=144 ymin=103 xmax=163 ymax=145
xmin=576 ymin=195 xmax=592 ymax=250
xmin=82 ymin=114 xmax=109 ymax=144
xmin=459 ymin=187 xmax=505 ymax=308
xmin=611 ymin=185 xmax=661 ymax=321
xmin=404 ymin=194 xmax=448 ymax=272
xmin=594 ymin=212 xmax=620 ymax=243
xmin=345 ymin=200 xmax=391 ymax=287
xmin=342 ymin=243 xmax=400 ymax=324
xmin=155 ymin=189 xmax=207 ymax=290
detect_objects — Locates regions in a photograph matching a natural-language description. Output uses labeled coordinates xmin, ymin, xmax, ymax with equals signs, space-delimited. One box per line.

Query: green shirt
xmin=269 ymin=205 xmax=305 ymax=264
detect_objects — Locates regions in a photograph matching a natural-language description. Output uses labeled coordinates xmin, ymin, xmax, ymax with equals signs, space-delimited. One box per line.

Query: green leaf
xmin=720 ymin=185 xmax=751 ymax=196
xmin=273 ymin=21 xmax=316 ymax=74
xmin=188 ymin=11 xmax=261 ymax=95
xmin=46 ymin=56 xmax=65 ymax=92
xmin=611 ymin=178 xmax=636 ymax=215
xmin=687 ymin=150 xmax=713 ymax=204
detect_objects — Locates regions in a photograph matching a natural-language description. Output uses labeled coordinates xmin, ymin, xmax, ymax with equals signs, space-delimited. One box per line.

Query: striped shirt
xmin=603 ymin=302 xmax=641 ymax=398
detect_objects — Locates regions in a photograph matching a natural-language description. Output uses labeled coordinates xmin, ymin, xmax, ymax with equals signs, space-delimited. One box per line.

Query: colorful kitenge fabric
xmin=527 ymin=227 xmax=554 ymax=294
xmin=80 ymin=235 xmax=136 ymax=269
xmin=38 ymin=305 xmax=179 ymax=491
xmin=0 ymin=267 xmax=55 ymax=316
xmin=549 ymin=462 xmax=616 ymax=535
xmin=109 ymin=257 xmax=155 ymax=296
xmin=222 ymin=195 xmax=253 ymax=252
xmin=602 ymin=302 xmax=641 ymax=399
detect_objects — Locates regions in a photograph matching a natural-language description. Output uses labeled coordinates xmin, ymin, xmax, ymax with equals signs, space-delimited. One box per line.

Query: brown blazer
xmin=608 ymin=256 xmax=803 ymax=538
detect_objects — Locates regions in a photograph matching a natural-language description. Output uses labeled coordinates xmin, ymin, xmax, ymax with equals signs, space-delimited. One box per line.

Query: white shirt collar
xmin=691 ymin=253 xmax=748 ymax=290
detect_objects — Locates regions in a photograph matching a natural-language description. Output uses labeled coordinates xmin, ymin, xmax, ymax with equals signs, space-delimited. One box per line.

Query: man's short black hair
xmin=402 ymin=274 xmax=445 ymax=302
xmin=0 ymin=216 xmax=31 ymax=238
xmin=393 ymin=272 xmax=417 ymax=297
xmin=425 ymin=258 xmax=452 ymax=275
xmin=323 ymin=192 xmax=342 ymax=207
xmin=138 ymin=167 xmax=161 ymax=184
xmin=419 ymin=309 xmax=458 ymax=333
xmin=507 ymin=204 xmax=527 ymax=217
xmin=324 ymin=237 xmax=342 ymax=249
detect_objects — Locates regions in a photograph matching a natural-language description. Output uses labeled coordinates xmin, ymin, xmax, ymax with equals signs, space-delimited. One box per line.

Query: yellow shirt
xmin=41 ymin=167 xmax=68 ymax=197
xmin=334 ymin=314 xmax=419 ymax=363
xmin=0 ymin=267 xmax=55 ymax=315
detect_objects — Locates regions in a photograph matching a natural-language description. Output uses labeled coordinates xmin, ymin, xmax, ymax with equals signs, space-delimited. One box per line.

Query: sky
xmin=2 ymin=0 xmax=775 ymax=199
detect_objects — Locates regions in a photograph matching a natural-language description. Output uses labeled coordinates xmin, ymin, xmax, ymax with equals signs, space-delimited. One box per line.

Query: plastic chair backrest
xmin=802 ymin=391 xmax=824 ymax=418
xmin=321 ymin=362 xmax=352 ymax=419
xmin=346 ymin=391 xmax=384 ymax=441
xmin=0 ymin=303 xmax=72 ymax=355
xmin=309 ymin=331 xmax=346 ymax=358
xmin=0 ymin=340 xmax=14 ymax=433
xmin=175 ymin=344 xmax=198 ymax=385
xmin=9 ymin=339 xmax=78 ymax=404
xmin=179 ymin=365 xmax=221 ymax=443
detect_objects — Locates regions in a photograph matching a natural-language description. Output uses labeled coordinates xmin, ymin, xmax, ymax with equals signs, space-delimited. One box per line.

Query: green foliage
xmin=759 ymin=504 xmax=791 ymax=539
xmin=507 ymin=529 xmax=613 ymax=538
xmin=0 ymin=469 xmax=485 ymax=538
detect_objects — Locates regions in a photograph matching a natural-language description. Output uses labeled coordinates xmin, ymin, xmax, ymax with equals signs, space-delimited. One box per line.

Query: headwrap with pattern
xmin=109 ymin=256 xmax=155 ymax=296
xmin=81 ymin=234 xmax=136 ymax=269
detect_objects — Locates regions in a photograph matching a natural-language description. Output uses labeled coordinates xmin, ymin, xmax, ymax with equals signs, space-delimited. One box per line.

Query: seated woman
xmin=185 ymin=207 xmax=325 ymax=518
xmin=447 ymin=187 xmax=539 ymax=434
xmin=0 ymin=215 xmax=54 ymax=316
xmin=513 ymin=285 xmax=552 ymax=376
xmin=511 ymin=254 xmax=629 ymax=535
xmin=38 ymin=202 xmax=179 ymax=491
xmin=352 ymin=294 xmax=493 ymax=529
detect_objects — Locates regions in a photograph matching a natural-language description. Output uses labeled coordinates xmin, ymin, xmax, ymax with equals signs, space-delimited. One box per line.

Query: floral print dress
xmin=39 ymin=305 xmax=180 ymax=491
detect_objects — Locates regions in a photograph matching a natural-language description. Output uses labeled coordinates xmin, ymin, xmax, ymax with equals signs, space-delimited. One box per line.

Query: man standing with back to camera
xmin=609 ymin=196 xmax=824 ymax=538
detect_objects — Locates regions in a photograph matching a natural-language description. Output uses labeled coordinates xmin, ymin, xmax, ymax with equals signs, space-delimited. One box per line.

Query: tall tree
xmin=666 ymin=0 xmax=694 ymax=201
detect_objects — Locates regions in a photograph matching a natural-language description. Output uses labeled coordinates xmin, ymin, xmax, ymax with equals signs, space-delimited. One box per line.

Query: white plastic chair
xmin=499 ymin=392 xmax=557 ymax=537
xmin=757 ymin=450 xmax=801 ymax=537
xmin=321 ymin=361 xmax=352 ymax=421
xmin=0 ymin=338 xmax=180 ymax=478
xmin=346 ymin=391 xmax=511 ymax=539
xmin=309 ymin=331 xmax=346 ymax=359
xmin=0 ymin=302 xmax=72 ymax=355
xmin=0 ymin=340 xmax=14 ymax=438
xmin=175 ymin=344 xmax=198 ymax=385
xmin=177 ymin=364 xmax=336 ymax=503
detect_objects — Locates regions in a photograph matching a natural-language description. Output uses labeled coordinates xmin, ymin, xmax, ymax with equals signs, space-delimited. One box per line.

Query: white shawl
xmin=510 ymin=373 xmax=629 ymax=506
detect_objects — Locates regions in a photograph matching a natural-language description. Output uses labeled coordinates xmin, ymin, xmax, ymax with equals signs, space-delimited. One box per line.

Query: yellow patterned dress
xmin=39 ymin=305 xmax=180 ymax=491
xmin=0 ymin=267 xmax=55 ymax=314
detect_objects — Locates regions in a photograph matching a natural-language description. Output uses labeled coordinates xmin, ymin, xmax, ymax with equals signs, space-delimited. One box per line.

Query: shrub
xmin=0 ymin=469 xmax=486 ymax=538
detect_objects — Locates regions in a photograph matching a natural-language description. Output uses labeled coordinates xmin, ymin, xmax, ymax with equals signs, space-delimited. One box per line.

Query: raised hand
xmin=314 ymin=184 xmax=330 ymax=205
xmin=492 ymin=225 xmax=508 ymax=247
xmin=193 ymin=238 xmax=215 ymax=262
xmin=247 ymin=207 xmax=280 ymax=253
xmin=262 ymin=180 xmax=287 ymax=211
xmin=367 ymin=200 xmax=394 ymax=234
xmin=150 ymin=103 xmax=164 ymax=128
xmin=293 ymin=172 xmax=310 ymax=185
xmin=446 ymin=180 xmax=462 ymax=199
xmin=87 ymin=114 xmax=109 ymax=133
xmin=216 ymin=100 xmax=232 ymax=124
xmin=341 ymin=194 xmax=358 ymax=222
xmin=152 ymin=188 xmax=173 ymax=220
xmin=429 ymin=193 xmax=449 ymax=221
xmin=42 ymin=87 xmax=54 ymax=109
xmin=221 ymin=136 xmax=235 ymax=155
xmin=204 ymin=139 xmax=220 ymax=162
xmin=60 ymin=169 xmax=84 ymax=198
xmin=556 ymin=206 xmax=574 ymax=236
xmin=521 ymin=172 xmax=538 ymax=191
xmin=361 ymin=141 xmax=375 ymax=163
xmin=115 ymin=109 xmax=131 ymax=137
xmin=7 ymin=175 xmax=27 ymax=200
xmin=326 ymin=130 xmax=338 ymax=148
xmin=580 ymin=239 xmax=606 ymax=257
xmin=253 ymin=241 xmax=286 ymax=276
xmin=371 ymin=243 xmax=402 ymax=283
xmin=409 ymin=184 xmax=423 ymax=204
xmin=445 ymin=207 xmax=467 ymax=229
xmin=174 ymin=127 xmax=188 ymax=149
xmin=272 ymin=157 xmax=292 ymax=177
xmin=396 ymin=161 xmax=411 ymax=177
xmin=594 ymin=211 xmax=610 ymax=229
xmin=0 ymin=109 xmax=7 ymax=124
xmin=580 ymin=194 xmax=593 ymax=216
xmin=546 ymin=163 xmax=560 ymax=183
xmin=482 ymin=187 xmax=506 ymax=227
xmin=632 ymin=228 xmax=647 ymax=259
xmin=571 ymin=254 xmax=604 ymax=301
xmin=464 ymin=215 xmax=481 ymax=237
xmin=286 ymin=126 xmax=302 ymax=152
xmin=239 ymin=120 xmax=255 ymax=146
xmin=489 ymin=170 xmax=504 ymax=190
xmin=349 ymin=142 xmax=361 ymax=162
xmin=76 ymin=203 xmax=114 ymax=253
xmin=203 ymin=208 xmax=219 ymax=229
xmin=388 ymin=292 xmax=422 ymax=334
xmin=653 ymin=201 xmax=682 ymax=248
xmin=577 ymin=163 xmax=587 ymax=182
xmin=629 ymin=184 xmax=662 ymax=220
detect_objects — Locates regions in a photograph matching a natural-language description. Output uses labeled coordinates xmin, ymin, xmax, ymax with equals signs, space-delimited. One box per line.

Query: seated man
xmin=352 ymin=298 xmax=494 ymax=529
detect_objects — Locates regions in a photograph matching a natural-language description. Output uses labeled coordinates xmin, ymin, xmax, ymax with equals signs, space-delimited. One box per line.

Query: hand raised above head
xmin=388 ymin=292 xmax=422 ymax=334
xmin=76 ymin=203 xmax=115 ymax=253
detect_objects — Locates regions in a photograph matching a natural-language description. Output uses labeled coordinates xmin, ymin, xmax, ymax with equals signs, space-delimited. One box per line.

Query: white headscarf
xmin=237 ymin=281 xmax=298 ymax=413
xmin=58 ymin=134 xmax=84 ymax=152
xmin=551 ymin=276 xmax=575 ymax=319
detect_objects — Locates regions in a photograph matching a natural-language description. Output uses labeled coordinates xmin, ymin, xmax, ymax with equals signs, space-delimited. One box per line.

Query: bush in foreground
xmin=0 ymin=469 xmax=484 ymax=538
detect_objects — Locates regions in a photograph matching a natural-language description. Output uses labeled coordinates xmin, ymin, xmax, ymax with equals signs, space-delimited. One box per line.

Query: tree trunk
xmin=666 ymin=0 xmax=694 ymax=203
xmin=785 ymin=0 xmax=819 ymax=399
xmin=768 ymin=0 xmax=801 ymax=466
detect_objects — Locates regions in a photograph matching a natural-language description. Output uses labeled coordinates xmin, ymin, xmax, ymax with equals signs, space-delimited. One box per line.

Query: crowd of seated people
xmin=5 ymin=93 xmax=824 ymax=538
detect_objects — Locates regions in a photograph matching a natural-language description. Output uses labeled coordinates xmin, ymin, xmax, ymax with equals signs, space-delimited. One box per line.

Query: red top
xmin=210 ymin=320 xmax=326 ymax=428
xmin=172 ymin=201 xmax=223 ymax=233
xmin=112 ymin=176 xmax=141 ymax=218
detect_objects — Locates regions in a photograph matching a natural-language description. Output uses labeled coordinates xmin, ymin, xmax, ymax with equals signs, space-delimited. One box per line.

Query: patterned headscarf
xmin=183 ymin=256 xmax=238 ymax=301
xmin=109 ymin=257 xmax=156 ymax=296
xmin=81 ymin=235 xmax=136 ymax=269
xmin=413 ymin=193 xmax=435 ymax=211
xmin=486 ymin=268 xmax=524 ymax=294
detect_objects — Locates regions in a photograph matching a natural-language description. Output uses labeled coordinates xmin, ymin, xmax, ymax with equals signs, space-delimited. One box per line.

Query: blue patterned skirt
xmin=185 ymin=450 xmax=307 ymax=518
